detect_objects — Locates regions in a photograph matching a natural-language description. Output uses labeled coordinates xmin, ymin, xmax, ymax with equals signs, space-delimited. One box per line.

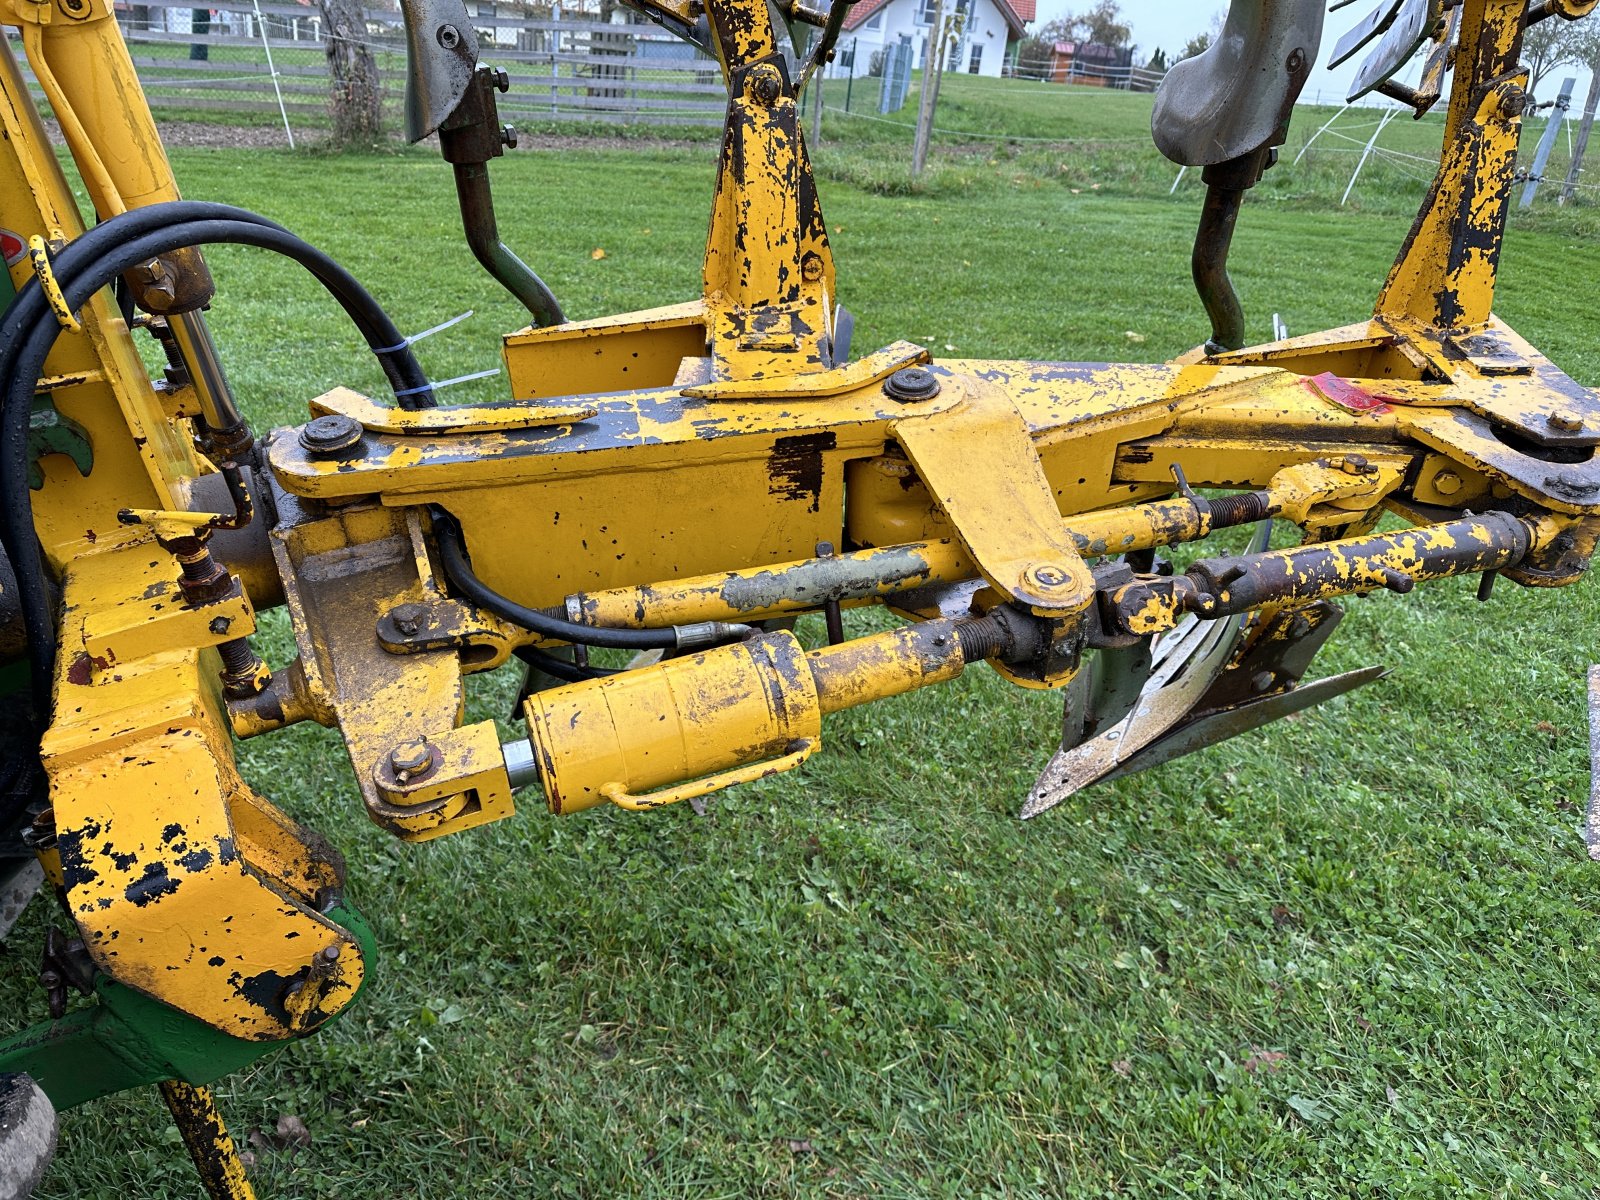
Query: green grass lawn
xmin=11 ymin=73 xmax=1600 ymax=1199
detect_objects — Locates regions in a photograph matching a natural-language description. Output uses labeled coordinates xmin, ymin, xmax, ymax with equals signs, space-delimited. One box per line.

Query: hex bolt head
xmin=299 ymin=413 xmax=363 ymax=457
xmin=748 ymin=64 xmax=783 ymax=105
xmin=389 ymin=603 xmax=427 ymax=636
xmin=1251 ymin=670 xmax=1277 ymax=694
xmin=389 ymin=738 xmax=438 ymax=780
xmin=1432 ymin=470 xmax=1462 ymax=496
xmin=801 ymin=252 xmax=824 ymax=282
xmin=1548 ymin=411 xmax=1584 ymax=433
xmin=494 ymin=68 xmax=511 ymax=92
xmin=436 ymin=23 xmax=461 ymax=48
xmin=883 ymin=366 xmax=941 ymax=403
xmin=501 ymin=124 xmax=518 ymax=149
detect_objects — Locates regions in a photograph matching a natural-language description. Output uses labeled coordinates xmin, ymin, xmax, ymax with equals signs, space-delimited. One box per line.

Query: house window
xmin=839 ymin=41 xmax=855 ymax=68
xmin=915 ymin=0 xmax=937 ymax=26
xmin=864 ymin=10 xmax=883 ymax=28
xmin=968 ymin=44 xmax=982 ymax=72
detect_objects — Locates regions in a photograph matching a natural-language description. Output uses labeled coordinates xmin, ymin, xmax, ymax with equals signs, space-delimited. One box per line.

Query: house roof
xmin=842 ymin=0 xmax=891 ymax=32
xmin=843 ymin=0 xmax=1034 ymax=37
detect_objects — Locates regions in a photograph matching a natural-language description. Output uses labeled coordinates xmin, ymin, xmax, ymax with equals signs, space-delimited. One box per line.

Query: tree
xmin=319 ymin=0 xmax=383 ymax=147
xmin=1522 ymin=9 xmax=1581 ymax=99
xmin=1145 ymin=47 xmax=1168 ymax=74
xmin=1177 ymin=10 xmax=1225 ymax=62
xmin=1015 ymin=2 xmax=1132 ymax=76
xmin=1065 ymin=0 xmax=1130 ymax=47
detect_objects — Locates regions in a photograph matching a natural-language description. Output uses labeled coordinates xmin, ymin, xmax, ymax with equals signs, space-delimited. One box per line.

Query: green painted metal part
xmin=0 ymin=901 xmax=375 ymax=1110
xmin=26 ymin=396 xmax=92 ymax=489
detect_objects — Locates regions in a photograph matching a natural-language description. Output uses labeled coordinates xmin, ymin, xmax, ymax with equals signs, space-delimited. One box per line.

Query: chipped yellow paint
xmin=11 ymin=0 xmax=1600 ymax=1087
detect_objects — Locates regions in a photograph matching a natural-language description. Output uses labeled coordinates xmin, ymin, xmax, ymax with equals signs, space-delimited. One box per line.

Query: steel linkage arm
xmin=1101 ymin=511 xmax=1569 ymax=638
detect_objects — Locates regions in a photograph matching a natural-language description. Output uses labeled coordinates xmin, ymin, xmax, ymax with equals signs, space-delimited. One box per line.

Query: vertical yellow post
xmin=1376 ymin=0 xmax=1528 ymax=328
xmin=158 ymin=1081 xmax=258 ymax=1200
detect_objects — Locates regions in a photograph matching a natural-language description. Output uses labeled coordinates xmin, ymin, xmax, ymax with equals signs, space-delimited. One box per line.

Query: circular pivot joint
xmin=300 ymin=413 xmax=364 ymax=457
xmin=883 ymin=366 xmax=941 ymax=403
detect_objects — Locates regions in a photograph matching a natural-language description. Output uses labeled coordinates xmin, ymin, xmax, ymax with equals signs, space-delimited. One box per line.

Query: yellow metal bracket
xmin=309 ymin=386 xmax=598 ymax=435
xmin=681 ymin=341 xmax=930 ymax=402
xmin=26 ymin=233 xmax=79 ymax=332
xmin=892 ymin=377 xmax=1093 ymax=620
xmin=602 ymin=736 xmax=817 ymax=811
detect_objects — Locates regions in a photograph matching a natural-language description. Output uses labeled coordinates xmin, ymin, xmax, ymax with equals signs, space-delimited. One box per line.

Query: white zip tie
xmin=406 ymin=309 xmax=475 ymax=345
xmin=429 ymin=367 xmax=502 ymax=391
xmin=374 ymin=310 xmax=476 ymax=356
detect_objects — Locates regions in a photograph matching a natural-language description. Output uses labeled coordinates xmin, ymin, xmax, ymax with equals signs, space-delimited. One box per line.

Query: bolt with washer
xmin=883 ymin=366 xmax=941 ymax=403
xmin=1024 ymin=563 xmax=1075 ymax=592
xmin=748 ymin=64 xmax=783 ymax=105
xmin=300 ymin=413 xmax=363 ymax=457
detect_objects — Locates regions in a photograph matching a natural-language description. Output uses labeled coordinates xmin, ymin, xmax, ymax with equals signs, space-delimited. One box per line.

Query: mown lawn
xmin=11 ymin=75 xmax=1600 ymax=1199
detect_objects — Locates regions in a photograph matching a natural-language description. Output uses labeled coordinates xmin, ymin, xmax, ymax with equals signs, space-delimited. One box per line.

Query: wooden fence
xmin=8 ymin=0 xmax=731 ymax=137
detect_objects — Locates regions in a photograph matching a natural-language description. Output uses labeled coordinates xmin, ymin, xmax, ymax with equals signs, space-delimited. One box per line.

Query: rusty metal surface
xmin=1021 ymin=613 xmax=1242 ymax=819
xmin=1098 ymin=665 xmax=1388 ymax=785
xmin=1152 ymin=0 xmax=1323 ymax=166
xmin=399 ymin=0 xmax=479 ymax=140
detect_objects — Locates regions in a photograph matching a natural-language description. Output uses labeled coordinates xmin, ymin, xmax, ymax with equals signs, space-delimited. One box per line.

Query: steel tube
xmin=453 ymin=161 xmax=564 ymax=327
xmin=1187 ymin=511 xmax=1537 ymax=613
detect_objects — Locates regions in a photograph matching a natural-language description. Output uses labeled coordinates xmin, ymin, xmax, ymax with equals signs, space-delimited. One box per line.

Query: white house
xmin=827 ymin=0 xmax=1033 ymax=80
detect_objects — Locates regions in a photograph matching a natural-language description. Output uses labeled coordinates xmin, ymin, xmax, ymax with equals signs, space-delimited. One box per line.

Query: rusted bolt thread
xmin=954 ymin=615 xmax=1007 ymax=663
xmin=1207 ymin=491 xmax=1270 ymax=529
xmin=217 ymin=639 xmax=256 ymax=675
xmin=218 ymin=638 xmax=268 ymax=699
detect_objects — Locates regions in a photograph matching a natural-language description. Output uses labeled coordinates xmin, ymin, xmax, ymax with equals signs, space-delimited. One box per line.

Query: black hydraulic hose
xmin=514 ymin=645 xmax=620 ymax=683
xmin=0 ymin=203 xmax=435 ymax=411
xmin=432 ymin=513 xmax=681 ymax=651
xmin=2 ymin=211 xmax=440 ymax=716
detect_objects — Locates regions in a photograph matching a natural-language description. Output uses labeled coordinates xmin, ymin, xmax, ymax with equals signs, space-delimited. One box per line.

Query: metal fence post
xmin=1520 ymin=77 xmax=1576 ymax=209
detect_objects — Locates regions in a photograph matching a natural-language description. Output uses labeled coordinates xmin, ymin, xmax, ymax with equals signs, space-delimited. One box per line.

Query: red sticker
xmin=1303 ymin=371 xmax=1393 ymax=415
xmin=0 ymin=229 xmax=24 ymax=267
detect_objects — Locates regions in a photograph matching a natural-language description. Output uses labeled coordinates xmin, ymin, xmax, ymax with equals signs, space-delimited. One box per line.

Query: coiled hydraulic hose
xmin=2 ymin=204 xmax=438 ymax=718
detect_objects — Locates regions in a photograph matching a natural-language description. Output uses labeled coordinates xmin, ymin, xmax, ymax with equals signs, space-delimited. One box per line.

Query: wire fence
xmin=7 ymin=0 xmax=729 ymax=140
xmin=10 ymin=8 xmax=1598 ymax=208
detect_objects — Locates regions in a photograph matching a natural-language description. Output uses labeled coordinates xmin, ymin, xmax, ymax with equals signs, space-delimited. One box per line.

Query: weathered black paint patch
xmin=177 ymin=847 xmax=214 ymax=872
xmin=237 ymin=965 xmax=306 ymax=1021
xmin=125 ymin=860 xmax=180 ymax=907
xmin=766 ymin=431 xmax=835 ymax=513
